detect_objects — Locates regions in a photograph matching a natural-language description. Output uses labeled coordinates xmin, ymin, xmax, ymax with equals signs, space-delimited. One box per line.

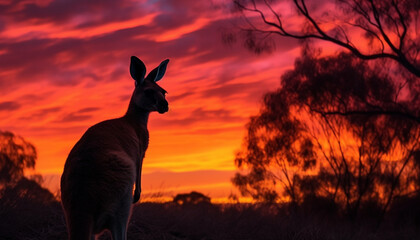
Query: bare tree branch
xmin=234 ymin=0 xmax=420 ymax=77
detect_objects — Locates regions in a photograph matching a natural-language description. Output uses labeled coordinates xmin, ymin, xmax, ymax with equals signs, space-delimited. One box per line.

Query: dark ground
xmin=1 ymin=197 xmax=420 ymax=240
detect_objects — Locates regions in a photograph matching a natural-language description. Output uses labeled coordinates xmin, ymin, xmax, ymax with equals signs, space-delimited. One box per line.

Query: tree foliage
xmin=232 ymin=0 xmax=420 ymax=216
xmin=0 ymin=131 xmax=37 ymax=187
xmin=0 ymin=130 xmax=56 ymax=217
xmin=233 ymin=51 xmax=420 ymax=216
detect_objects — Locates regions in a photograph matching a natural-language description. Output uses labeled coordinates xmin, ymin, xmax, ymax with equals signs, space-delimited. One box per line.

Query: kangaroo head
xmin=129 ymin=56 xmax=169 ymax=114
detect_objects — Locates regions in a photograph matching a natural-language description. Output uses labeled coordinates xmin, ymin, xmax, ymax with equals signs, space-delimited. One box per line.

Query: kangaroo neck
xmin=125 ymin=101 xmax=150 ymax=128
xmin=124 ymin=100 xmax=150 ymax=153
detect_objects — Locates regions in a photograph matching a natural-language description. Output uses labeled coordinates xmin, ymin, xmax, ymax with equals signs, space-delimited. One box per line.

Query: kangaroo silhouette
xmin=60 ymin=56 xmax=169 ymax=240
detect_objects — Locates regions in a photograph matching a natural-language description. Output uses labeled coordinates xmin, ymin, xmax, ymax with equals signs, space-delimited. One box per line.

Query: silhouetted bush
xmin=0 ymin=177 xmax=66 ymax=240
xmin=173 ymin=191 xmax=211 ymax=206
xmin=0 ymin=177 xmax=55 ymax=206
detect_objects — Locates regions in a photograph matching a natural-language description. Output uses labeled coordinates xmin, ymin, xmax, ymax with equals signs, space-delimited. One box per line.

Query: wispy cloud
xmin=0 ymin=101 xmax=20 ymax=111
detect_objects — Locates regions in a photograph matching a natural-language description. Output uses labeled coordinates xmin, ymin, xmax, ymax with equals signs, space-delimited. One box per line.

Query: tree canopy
xmin=232 ymin=1 xmax=420 ymax=216
xmin=0 ymin=131 xmax=37 ymax=187
xmin=233 ymin=50 xmax=420 ymax=217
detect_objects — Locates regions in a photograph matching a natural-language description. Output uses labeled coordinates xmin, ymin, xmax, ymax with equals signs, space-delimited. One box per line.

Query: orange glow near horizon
xmin=0 ymin=0 xmax=349 ymax=201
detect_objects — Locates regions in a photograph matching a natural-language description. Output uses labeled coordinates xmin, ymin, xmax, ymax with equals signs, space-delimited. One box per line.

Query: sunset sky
xmin=0 ymin=0 xmax=321 ymax=201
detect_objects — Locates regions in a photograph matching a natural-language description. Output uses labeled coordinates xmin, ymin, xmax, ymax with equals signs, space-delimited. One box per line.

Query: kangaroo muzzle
xmin=157 ymin=101 xmax=168 ymax=114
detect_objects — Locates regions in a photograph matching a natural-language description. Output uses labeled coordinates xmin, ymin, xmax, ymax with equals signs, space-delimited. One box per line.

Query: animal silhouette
xmin=60 ymin=56 xmax=169 ymax=240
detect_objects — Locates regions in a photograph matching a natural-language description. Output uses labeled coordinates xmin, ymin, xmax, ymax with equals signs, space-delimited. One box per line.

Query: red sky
xmin=0 ymin=0 xmax=309 ymax=201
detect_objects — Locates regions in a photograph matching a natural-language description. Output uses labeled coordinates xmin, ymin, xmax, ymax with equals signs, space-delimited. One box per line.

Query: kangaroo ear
xmin=146 ymin=59 xmax=169 ymax=82
xmin=130 ymin=56 xmax=146 ymax=85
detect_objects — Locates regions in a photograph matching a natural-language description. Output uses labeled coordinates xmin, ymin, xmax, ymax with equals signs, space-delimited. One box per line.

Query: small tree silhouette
xmin=0 ymin=130 xmax=54 ymax=205
xmin=0 ymin=131 xmax=56 ymax=239
xmin=0 ymin=131 xmax=37 ymax=188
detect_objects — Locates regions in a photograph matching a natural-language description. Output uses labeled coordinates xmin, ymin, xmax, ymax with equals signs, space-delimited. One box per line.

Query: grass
xmin=1 ymin=197 xmax=420 ymax=240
